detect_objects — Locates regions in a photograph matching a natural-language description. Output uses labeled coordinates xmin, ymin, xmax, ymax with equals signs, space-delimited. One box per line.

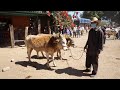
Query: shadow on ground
xmin=15 ymin=61 xmax=54 ymax=70
xmin=55 ymin=67 xmax=91 ymax=77
xmin=30 ymin=55 xmax=67 ymax=60
xmin=31 ymin=55 xmax=46 ymax=59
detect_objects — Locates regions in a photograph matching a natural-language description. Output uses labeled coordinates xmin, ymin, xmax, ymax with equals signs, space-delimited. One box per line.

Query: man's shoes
xmin=83 ymin=69 xmax=91 ymax=72
xmin=90 ymin=74 xmax=96 ymax=77
xmin=90 ymin=72 xmax=97 ymax=77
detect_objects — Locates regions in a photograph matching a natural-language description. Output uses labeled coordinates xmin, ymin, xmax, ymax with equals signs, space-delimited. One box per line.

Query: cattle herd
xmin=105 ymin=27 xmax=120 ymax=39
xmin=25 ymin=33 xmax=75 ymax=69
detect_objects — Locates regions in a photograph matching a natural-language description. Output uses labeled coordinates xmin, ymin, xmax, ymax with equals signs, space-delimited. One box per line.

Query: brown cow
xmin=25 ymin=33 xmax=68 ymax=68
xmin=36 ymin=35 xmax=75 ymax=60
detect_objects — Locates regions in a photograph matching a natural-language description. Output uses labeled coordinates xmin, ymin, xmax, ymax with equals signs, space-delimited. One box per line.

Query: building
xmin=0 ymin=11 xmax=55 ymax=47
xmin=74 ymin=17 xmax=91 ymax=26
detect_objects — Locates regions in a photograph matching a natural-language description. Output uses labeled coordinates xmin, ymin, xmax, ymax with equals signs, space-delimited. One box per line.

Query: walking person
xmin=73 ymin=25 xmax=77 ymax=38
xmin=83 ymin=17 xmax=104 ymax=77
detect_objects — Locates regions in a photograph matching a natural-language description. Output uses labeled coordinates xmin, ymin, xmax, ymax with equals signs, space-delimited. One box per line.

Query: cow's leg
xmin=57 ymin=51 xmax=59 ymax=57
xmin=51 ymin=54 xmax=56 ymax=67
xmin=58 ymin=50 xmax=62 ymax=60
xmin=57 ymin=50 xmax=62 ymax=60
xmin=27 ymin=48 xmax=33 ymax=62
xmin=37 ymin=51 xmax=39 ymax=58
xmin=41 ymin=51 xmax=45 ymax=57
xmin=46 ymin=53 xmax=50 ymax=68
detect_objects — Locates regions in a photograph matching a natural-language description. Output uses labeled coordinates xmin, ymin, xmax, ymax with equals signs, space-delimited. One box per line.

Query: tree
xmin=50 ymin=11 xmax=73 ymax=27
xmin=82 ymin=11 xmax=104 ymax=19
xmin=102 ymin=11 xmax=120 ymax=25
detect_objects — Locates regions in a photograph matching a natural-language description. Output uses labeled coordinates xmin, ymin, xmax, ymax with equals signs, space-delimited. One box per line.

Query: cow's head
xmin=66 ymin=37 xmax=75 ymax=48
xmin=52 ymin=33 xmax=68 ymax=51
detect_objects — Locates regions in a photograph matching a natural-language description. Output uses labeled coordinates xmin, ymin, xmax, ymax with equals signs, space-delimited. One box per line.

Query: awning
xmin=74 ymin=18 xmax=91 ymax=24
xmin=79 ymin=18 xmax=91 ymax=23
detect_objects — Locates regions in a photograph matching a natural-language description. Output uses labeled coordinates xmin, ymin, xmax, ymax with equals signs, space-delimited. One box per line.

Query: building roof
xmin=0 ymin=11 xmax=47 ymax=16
xmin=74 ymin=17 xmax=91 ymax=24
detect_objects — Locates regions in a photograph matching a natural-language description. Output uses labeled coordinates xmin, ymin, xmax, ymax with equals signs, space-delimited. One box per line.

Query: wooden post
xmin=9 ymin=25 xmax=15 ymax=48
xmin=25 ymin=26 xmax=28 ymax=38
xmin=38 ymin=19 xmax=41 ymax=34
xmin=48 ymin=20 xmax=51 ymax=34
xmin=25 ymin=26 xmax=28 ymax=46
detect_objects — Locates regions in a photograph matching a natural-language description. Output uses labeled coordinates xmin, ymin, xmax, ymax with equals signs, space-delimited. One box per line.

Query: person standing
xmin=101 ymin=26 xmax=107 ymax=44
xmin=76 ymin=26 xmax=80 ymax=38
xmin=83 ymin=17 xmax=104 ymax=77
xmin=73 ymin=25 xmax=77 ymax=38
xmin=81 ymin=25 xmax=85 ymax=36
xmin=118 ymin=29 xmax=120 ymax=39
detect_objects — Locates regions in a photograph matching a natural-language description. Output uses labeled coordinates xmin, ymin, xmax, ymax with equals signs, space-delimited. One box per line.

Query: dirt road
xmin=0 ymin=33 xmax=120 ymax=79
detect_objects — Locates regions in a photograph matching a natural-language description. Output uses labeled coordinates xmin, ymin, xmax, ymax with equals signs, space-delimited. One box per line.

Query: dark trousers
xmin=86 ymin=54 xmax=99 ymax=74
xmin=73 ymin=32 xmax=76 ymax=38
xmin=104 ymin=36 xmax=106 ymax=44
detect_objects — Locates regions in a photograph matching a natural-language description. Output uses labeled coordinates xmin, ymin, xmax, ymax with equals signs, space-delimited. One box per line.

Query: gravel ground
xmin=0 ymin=33 xmax=120 ymax=79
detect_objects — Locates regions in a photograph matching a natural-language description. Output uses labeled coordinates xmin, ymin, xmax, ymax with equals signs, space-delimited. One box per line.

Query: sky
xmin=68 ymin=11 xmax=83 ymax=18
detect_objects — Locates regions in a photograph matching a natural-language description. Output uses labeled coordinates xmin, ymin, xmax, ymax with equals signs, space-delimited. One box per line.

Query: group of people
xmin=57 ymin=25 xmax=89 ymax=38
xmin=73 ymin=25 xmax=89 ymax=38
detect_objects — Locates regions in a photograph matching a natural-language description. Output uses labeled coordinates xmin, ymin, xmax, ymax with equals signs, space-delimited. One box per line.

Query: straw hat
xmin=91 ymin=17 xmax=98 ymax=23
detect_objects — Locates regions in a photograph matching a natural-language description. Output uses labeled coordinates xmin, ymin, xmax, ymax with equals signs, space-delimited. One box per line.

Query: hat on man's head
xmin=91 ymin=17 xmax=98 ymax=23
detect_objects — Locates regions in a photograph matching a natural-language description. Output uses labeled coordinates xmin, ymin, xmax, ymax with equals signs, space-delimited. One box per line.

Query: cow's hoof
xmin=28 ymin=60 xmax=32 ymax=63
xmin=53 ymin=64 xmax=56 ymax=67
xmin=28 ymin=60 xmax=32 ymax=64
xmin=47 ymin=66 xmax=54 ymax=70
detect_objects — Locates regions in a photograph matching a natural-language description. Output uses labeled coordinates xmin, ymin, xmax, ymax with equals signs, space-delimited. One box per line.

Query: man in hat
xmin=83 ymin=17 xmax=104 ymax=77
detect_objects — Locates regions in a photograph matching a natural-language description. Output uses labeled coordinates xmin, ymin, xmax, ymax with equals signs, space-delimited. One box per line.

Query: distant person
xmin=80 ymin=25 xmax=84 ymax=36
xmin=73 ymin=25 xmax=77 ymax=38
xmin=101 ymin=26 xmax=107 ymax=44
xmin=76 ymin=26 xmax=80 ymax=38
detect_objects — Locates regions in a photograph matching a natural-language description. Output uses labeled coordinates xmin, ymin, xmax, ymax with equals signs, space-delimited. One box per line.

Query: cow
xmin=25 ymin=33 xmax=68 ymax=69
xmin=36 ymin=34 xmax=75 ymax=60
xmin=56 ymin=35 xmax=75 ymax=59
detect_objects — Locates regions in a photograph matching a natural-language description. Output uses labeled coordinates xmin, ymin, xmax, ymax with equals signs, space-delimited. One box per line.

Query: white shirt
xmin=73 ymin=26 xmax=77 ymax=32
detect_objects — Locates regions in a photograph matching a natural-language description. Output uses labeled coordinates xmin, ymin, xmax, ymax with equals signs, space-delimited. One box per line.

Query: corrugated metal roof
xmin=74 ymin=18 xmax=91 ymax=24
xmin=0 ymin=11 xmax=47 ymax=16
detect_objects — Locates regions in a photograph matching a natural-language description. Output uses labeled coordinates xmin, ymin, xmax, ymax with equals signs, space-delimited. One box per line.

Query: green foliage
xmin=82 ymin=11 xmax=120 ymax=25
xmin=103 ymin=11 xmax=120 ymax=25
xmin=82 ymin=11 xmax=104 ymax=20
